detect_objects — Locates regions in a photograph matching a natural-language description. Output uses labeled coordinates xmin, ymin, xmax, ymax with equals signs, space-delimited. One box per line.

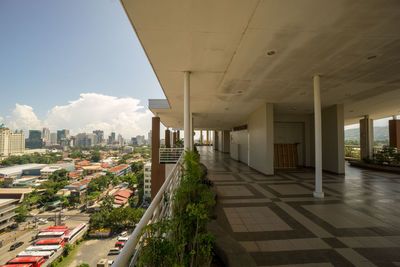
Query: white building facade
xmin=0 ymin=124 xmax=25 ymax=157
xmin=143 ymin=162 xmax=151 ymax=197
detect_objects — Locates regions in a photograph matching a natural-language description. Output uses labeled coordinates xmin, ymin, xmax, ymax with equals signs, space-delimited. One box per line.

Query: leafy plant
xmin=139 ymin=150 xmax=215 ymax=267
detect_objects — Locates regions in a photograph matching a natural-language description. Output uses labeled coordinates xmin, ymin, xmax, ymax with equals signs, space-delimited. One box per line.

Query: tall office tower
xmin=26 ymin=130 xmax=43 ymax=149
xmin=148 ymin=130 xmax=152 ymax=146
xmin=50 ymin=133 xmax=58 ymax=145
xmin=0 ymin=124 xmax=25 ymax=156
xmin=57 ymin=129 xmax=70 ymax=143
xmin=42 ymin=128 xmax=50 ymax=145
xmin=118 ymin=134 xmax=124 ymax=146
xmin=93 ymin=130 xmax=104 ymax=143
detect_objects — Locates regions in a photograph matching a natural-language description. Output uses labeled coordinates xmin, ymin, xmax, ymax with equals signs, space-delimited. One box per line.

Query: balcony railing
xmin=113 ymin=153 xmax=184 ymax=267
xmin=159 ymin=147 xmax=184 ymax=164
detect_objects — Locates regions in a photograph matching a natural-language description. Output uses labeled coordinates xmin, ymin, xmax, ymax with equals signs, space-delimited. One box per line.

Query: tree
xmin=130 ymin=161 xmax=144 ymax=173
xmin=101 ymin=195 xmax=115 ymax=212
xmin=89 ymin=210 xmax=109 ymax=229
xmin=90 ymin=150 xmax=101 ymax=162
xmin=76 ymin=264 xmax=90 ymax=267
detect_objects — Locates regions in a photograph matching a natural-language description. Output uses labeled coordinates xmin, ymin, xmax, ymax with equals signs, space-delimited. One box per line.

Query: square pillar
xmin=151 ymin=117 xmax=165 ymax=199
xmin=389 ymin=119 xmax=400 ymax=149
xmin=248 ymin=103 xmax=274 ymax=175
xmin=165 ymin=129 xmax=171 ymax=148
xmin=214 ymin=131 xmax=219 ymax=150
xmin=173 ymin=131 xmax=177 ymax=147
xmin=360 ymin=115 xmax=374 ymax=159
xmin=322 ymin=104 xmax=345 ymax=174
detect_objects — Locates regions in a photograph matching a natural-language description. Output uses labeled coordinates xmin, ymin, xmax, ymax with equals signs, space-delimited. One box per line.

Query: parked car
xmin=108 ymin=248 xmax=120 ymax=255
xmin=120 ymin=231 xmax=128 ymax=237
xmin=9 ymin=241 xmax=24 ymax=251
xmin=118 ymin=236 xmax=129 ymax=242
xmin=115 ymin=241 xmax=126 ymax=248
xmin=108 ymin=260 xmax=114 ymax=265
xmin=61 ymin=216 xmax=69 ymax=221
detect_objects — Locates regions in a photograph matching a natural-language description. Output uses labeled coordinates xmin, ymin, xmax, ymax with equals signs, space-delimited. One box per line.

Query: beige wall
xmin=230 ymin=130 xmax=248 ymax=164
xmin=274 ymin=114 xmax=313 ymax=167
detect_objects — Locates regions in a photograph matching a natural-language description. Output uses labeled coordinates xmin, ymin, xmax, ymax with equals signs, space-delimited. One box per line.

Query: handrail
xmin=113 ymin=153 xmax=184 ymax=267
xmin=159 ymin=147 xmax=184 ymax=163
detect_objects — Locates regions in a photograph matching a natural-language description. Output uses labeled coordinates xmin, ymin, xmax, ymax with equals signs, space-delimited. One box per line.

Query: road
xmin=0 ymin=208 xmax=90 ymax=265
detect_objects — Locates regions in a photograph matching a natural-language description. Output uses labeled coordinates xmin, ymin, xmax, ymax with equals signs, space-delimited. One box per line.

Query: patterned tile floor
xmin=199 ymin=147 xmax=400 ymax=267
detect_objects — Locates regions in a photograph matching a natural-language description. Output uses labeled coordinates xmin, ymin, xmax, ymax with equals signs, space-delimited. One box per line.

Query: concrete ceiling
xmin=121 ymin=0 xmax=400 ymax=129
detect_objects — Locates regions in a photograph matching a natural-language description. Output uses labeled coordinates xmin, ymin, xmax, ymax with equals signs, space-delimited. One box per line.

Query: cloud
xmin=5 ymin=104 xmax=42 ymax=131
xmin=44 ymin=93 xmax=152 ymax=137
xmin=5 ymin=93 xmax=153 ymax=138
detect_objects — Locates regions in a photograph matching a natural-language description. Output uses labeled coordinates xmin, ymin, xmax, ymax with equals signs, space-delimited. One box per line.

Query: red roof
xmin=109 ymin=164 xmax=129 ymax=173
xmin=8 ymin=257 xmax=44 ymax=263
xmin=113 ymin=189 xmax=133 ymax=199
xmin=69 ymin=171 xmax=80 ymax=178
xmin=2 ymin=265 xmax=33 ymax=267
xmin=114 ymin=199 xmax=125 ymax=204
xmin=70 ymin=178 xmax=91 ymax=187
xmin=77 ymin=160 xmax=91 ymax=166
xmin=47 ymin=226 xmax=68 ymax=230
xmin=101 ymin=162 xmax=109 ymax=168
xmin=35 ymin=239 xmax=63 ymax=245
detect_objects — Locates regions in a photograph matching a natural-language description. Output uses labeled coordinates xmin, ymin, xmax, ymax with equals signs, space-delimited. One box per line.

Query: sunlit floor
xmin=199 ymin=146 xmax=400 ymax=267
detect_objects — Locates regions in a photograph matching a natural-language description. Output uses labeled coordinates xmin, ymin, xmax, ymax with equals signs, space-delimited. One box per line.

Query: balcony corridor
xmin=199 ymin=146 xmax=400 ymax=267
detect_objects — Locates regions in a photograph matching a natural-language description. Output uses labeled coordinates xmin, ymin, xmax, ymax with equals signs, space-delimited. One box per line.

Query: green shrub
xmin=139 ymin=150 xmax=215 ymax=267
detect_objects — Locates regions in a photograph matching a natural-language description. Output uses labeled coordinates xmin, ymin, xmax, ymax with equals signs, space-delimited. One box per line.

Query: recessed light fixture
xmin=367 ymin=55 xmax=377 ymax=60
xmin=266 ymin=50 xmax=276 ymax=56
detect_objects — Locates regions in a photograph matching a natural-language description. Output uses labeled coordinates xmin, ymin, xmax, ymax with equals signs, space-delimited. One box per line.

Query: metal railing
xmin=159 ymin=147 xmax=184 ymax=163
xmin=113 ymin=153 xmax=184 ymax=267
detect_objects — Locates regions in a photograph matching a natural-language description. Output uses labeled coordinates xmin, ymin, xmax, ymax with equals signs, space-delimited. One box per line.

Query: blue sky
xmin=0 ymin=0 xmax=165 ymax=136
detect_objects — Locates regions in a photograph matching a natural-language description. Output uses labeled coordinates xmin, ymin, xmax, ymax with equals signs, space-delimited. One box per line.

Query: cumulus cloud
xmin=5 ymin=93 xmax=153 ymax=138
xmin=44 ymin=93 xmax=152 ymax=137
xmin=6 ymin=104 xmax=42 ymax=131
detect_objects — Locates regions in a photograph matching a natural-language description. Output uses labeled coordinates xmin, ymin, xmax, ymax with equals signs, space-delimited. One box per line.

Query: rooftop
xmin=0 ymin=164 xmax=47 ymax=175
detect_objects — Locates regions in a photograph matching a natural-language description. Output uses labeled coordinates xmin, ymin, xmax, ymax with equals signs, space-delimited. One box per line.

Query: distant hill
xmin=345 ymin=126 xmax=389 ymax=141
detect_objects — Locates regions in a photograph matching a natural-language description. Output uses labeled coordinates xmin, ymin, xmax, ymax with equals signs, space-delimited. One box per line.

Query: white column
xmin=313 ymin=75 xmax=324 ymax=198
xmin=190 ymin=113 xmax=194 ymax=149
xmin=184 ymin=71 xmax=191 ymax=151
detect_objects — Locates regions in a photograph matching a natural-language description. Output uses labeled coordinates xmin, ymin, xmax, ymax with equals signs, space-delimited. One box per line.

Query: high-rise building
xmin=148 ymin=130 xmax=152 ymax=146
xmin=131 ymin=137 xmax=138 ymax=146
xmin=57 ymin=129 xmax=70 ymax=143
xmin=118 ymin=134 xmax=124 ymax=146
xmin=42 ymin=128 xmax=50 ymax=146
xmin=26 ymin=130 xmax=43 ymax=149
xmin=143 ymin=162 xmax=152 ymax=197
xmin=50 ymin=133 xmax=58 ymax=145
xmin=93 ymin=130 xmax=104 ymax=143
xmin=75 ymin=133 xmax=92 ymax=147
xmin=0 ymin=124 xmax=25 ymax=156
xmin=136 ymin=135 xmax=145 ymax=146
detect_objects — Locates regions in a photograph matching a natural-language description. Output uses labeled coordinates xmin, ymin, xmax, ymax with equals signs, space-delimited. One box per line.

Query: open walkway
xmin=200 ymin=146 xmax=400 ymax=267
